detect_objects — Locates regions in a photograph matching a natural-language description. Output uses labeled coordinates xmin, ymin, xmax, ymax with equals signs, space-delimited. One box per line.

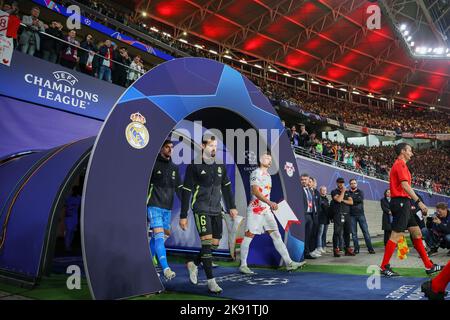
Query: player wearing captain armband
xmin=239 ymin=151 xmax=306 ymax=275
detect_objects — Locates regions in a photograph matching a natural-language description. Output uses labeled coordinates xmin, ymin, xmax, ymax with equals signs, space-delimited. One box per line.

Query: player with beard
xmin=239 ymin=152 xmax=306 ymax=274
xmin=180 ymin=135 xmax=238 ymax=293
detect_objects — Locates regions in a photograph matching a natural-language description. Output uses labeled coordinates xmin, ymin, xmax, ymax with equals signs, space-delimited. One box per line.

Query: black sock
xmin=194 ymin=253 xmax=202 ymax=266
xmin=200 ymin=239 xmax=213 ymax=279
xmin=211 ymin=244 xmax=219 ymax=263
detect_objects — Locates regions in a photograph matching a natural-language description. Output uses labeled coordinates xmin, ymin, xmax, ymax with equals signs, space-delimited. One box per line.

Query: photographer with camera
xmin=422 ymin=202 xmax=450 ymax=257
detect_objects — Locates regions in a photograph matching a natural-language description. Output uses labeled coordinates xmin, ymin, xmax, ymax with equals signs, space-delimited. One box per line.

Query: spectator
xmin=346 ymin=147 xmax=354 ymax=166
xmin=59 ymin=29 xmax=79 ymax=70
xmin=127 ymin=55 xmax=144 ymax=86
xmin=298 ymin=124 xmax=309 ymax=148
xmin=422 ymin=202 xmax=450 ymax=256
xmin=322 ymin=140 xmax=333 ymax=158
xmin=2 ymin=1 xmax=20 ymax=48
xmin=79 ymin=34 xmax=97 ymax=76
xmin=41 ymin=21 xmax=64 ymax=64
xmin=348 ymin=179 xmax=375 ymax=254
xmin=380 ymin=189 xmax=392 ymax=246
xmin=359 ymin=154 xmax=369 ymax=171
xmin=113 ymin=47 xmax=131 ymax=87
xmin=281 ymin=120 xmax=291 ymax=140
xmin=97 ymin=39 xmax=114 ymax=82
xmin=314 ymin=138 xmax=323 ymax=155
xmin=19 ymin=6 xmax=45 ymax=56
xmin=317 ymin=185 xmax=331 ymax=254
xmin=290 ymin=126 xmax=300 ymax=146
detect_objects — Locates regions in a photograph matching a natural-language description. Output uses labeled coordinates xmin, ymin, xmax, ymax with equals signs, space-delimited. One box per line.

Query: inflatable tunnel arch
xmin=0 ymin=137 xmax=95 ymax=284
xmin=82 ymin=57 xmax=306 ymax=300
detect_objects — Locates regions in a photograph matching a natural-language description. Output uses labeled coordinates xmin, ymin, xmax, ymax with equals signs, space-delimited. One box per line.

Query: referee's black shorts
xmin=390 ymin=197 xmax=418 ymax=232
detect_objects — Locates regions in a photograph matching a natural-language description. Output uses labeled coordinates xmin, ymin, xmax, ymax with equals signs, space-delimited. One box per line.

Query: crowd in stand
xmin=284 ymin=122 xmax=450 ymax=195
xmin=3 ymin=2 xmax=146 ymax=87
xmin=261 ymin=81 xmax=450 ymax=134
xmin=9 ymin=0 xmax=448 ymax=134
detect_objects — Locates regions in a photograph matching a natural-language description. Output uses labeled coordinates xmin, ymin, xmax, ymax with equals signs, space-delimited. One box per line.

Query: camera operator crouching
xmin=422 ymin=202 xmax=450 ymax=257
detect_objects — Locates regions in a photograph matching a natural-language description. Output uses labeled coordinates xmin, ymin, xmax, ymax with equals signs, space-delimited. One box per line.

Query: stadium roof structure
xmin=134 ymin=0 xmax=449 ymax=108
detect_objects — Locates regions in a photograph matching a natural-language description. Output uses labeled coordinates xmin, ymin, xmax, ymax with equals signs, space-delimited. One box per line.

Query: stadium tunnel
xmin=0 ymin=138 xmax=94 ymax=285
xmin=0 ymin=57 xmax=306 ymax=300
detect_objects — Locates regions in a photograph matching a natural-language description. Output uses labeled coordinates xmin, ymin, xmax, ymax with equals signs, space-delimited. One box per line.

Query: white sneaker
xmin=286 ymin=260 xmax=307 ymax=271
xmin=186 ymin=261 xmax=198 ymax=285
xmin=163 ymin=267 xmax=176 ymax=280
xmin=207 ymin=278 xmax=223 ymax=294
xmin=239 ymin=265 xmax=256 ymax=274
xmin=311 ymin=250 xmax=322 ymax=258
xmin=319 ymin=247 xmax=327 ymax=254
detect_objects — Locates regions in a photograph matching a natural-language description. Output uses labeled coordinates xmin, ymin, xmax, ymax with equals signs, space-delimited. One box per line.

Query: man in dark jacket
xmin=317 ymin=186 xmax=331 ymax=253
xmin=380 ymin=189 xmax=392 ymax=246
xmin=179 ymin=135 xmax=238 ymax=293
xmin=97 ymin=40 xmax=114 ymax=82
xmin=290 ymin=125 xmax=300 ymax=146
xmin=298 ymin=124 xmax=309 ymax=148
xmin=281 ymin=120 xmax=291 ymax=141
xmin=331 ymin=177 xmax=354 ymax=257
xmin=309 ymin=177 xmax=322 ymax=258
xmin=41 ymin=21 xmax=64 ymax=63
xmin=422 ymin=202 xmax=450 ymax=256
xmin=147 ymin=140 xmax=182 ymax=280
xmin=300 ymin=173 xmax=319 ymax=259
xmin=349 ymin=179 xmax=375 ymax=254
xmin=79 ymin=34 xmax=97 ymax=76
xmin=113 ymin=47 xmax=131 ymax=87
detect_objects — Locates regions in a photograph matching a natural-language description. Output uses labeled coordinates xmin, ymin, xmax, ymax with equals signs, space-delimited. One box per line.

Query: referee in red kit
xmin=380 ymin=142 xmax=443 ymax=277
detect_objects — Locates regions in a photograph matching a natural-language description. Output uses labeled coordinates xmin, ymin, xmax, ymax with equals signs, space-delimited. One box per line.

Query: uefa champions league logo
xmin=53 ymin=71 xmax=78 ymax=85
xmin=198 ymin=273 xmax=289 ymax=286
xmin=245 ymin=150 xmax=257 ymax=163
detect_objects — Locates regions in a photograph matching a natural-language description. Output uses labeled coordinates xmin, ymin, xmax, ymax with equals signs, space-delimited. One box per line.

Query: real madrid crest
xmin=284 ymin=161 xmax=295 ymax=178
xmin=125 ymin=112 xmax=149 ymax=149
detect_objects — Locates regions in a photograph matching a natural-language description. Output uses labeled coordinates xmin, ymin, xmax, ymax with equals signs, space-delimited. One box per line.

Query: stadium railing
xmin=18 ymin=22 xmax=145 ymax=87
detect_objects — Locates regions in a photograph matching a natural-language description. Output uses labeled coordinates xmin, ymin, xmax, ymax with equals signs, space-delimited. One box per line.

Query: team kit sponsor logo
xmin=24 ymin=71 xmax=99 ymax=109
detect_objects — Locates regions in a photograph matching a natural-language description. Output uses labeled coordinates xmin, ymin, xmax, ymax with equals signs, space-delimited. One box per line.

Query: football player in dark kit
xmin=147 ymin=139 xmax=182 ymax=280
xmin=179 ymin=135 xmax=238 ymax=293
xmin=379 ymin=142 xmax=442 ymax=277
